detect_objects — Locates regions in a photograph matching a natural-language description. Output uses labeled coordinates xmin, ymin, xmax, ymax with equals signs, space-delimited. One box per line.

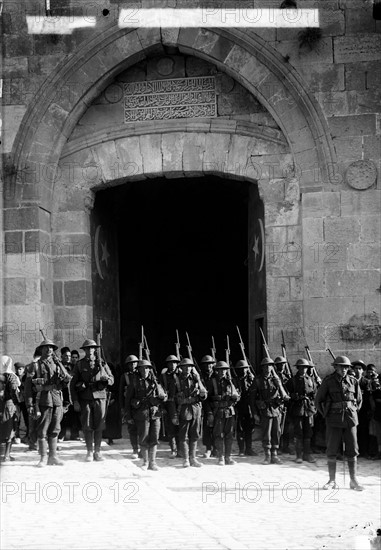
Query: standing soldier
xmin=169 ymin=358 xmax=207 ymax=468
xmin=351 ymin=359 xmax=371 ymax=458
xmin=286 ymin=358 xmax=317 ymax=464
xmin=274 ymin=356 xmax=292 ymax=454
xmin=160 ymin=355 xmax=180 ymax=458
xmin=234 ymin=360 xmax=257 ymax=457
xmin=25 ymin=340 xmax=71 ymax=467
xmin=200 ymin=355 xmax=216 ymax=458
xmin=315 ymin=356 xmax=364 ymax=491
xmin=125 ymin=359 xmax=167 ymax=471
xmin=205 ymin=361 xmax=240 ymax=466
xmin=70 ymin=339 xmax=114 ymax=462
xmin=251 ymin=358 xmax=290 ymax=465
xmin=119 ymin=355 xmax=140 ymax=458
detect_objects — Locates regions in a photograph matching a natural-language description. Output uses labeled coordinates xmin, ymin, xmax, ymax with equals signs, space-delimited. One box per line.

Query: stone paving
xmin=1 ymin=430 xmax=380 ymax=550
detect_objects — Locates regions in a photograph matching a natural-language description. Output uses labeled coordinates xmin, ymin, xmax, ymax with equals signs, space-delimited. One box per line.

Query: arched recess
xmin=11 ymin=24 xmax=337 ymax=211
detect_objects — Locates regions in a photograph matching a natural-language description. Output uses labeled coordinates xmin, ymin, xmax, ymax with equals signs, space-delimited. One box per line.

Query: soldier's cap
xmin=332 ymin=355 xmax=351 ymax=367
xmin=201 ymin=355 xmax=215 ymax=364
xmin=125 ymin=354 xmax=139 ymax=364
xmin=294 ymin=358 xmax=310 ymax=368
xmin=165 ymin=355 xmax=180 ymax=363
xmin=214 ymin=361 xmax=230 ymax=369
xmin=274 ymin=356 xmax=287 ymax=364
xmin=179 ymin=358 xmax=194 ymax=367
xmin=14 ymin=362 xmax=26 ymax=369
xmin=80 ymin=339 xmax=100 ymax=350
xmin=261 ymin=357 xmax=274 ymax=366
xmin=39 ymin=339 xmax=58 ymax=351
xmin=235 ymin=359 xmax=249 ymax=368
xmin=351 ymin=360 xmax=366 ymax=369
xmin=137 ymin=359 xmax=152 ymax=368
xmin=366 ymin=363 xmax=376 ymax=371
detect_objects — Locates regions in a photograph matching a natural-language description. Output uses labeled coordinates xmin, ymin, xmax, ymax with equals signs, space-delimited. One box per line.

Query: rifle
xmin=175 ymin=329 xmax=182 ymax=360
xmin=236 ymin=325 xmax=256 ymax=376
xmin=185 ymin=331 xmax=202 ymax=376
xmin=96 ymin=321 xmax=112 ymax=413
xmin=39 ymin=329 xmax=67 ymax=379
xmin=326 ymin=347 xmax=336 ymax=361
xmin=138 ymin=326 xmax=144 ymax=361
xmin=280 ymin=330 xmax=293 ymax=379
xmin=143 ymin=331 xmax=157 ymax=377
xmin=305 ymin=345 xmax=321 ymax=386
xmin=259 ymin=327 xmax=271 ymax=360
xmin=211 ymin=336 xmax=216 ymax=361
xmin=325 ymin=347 xmax=345 ymax=484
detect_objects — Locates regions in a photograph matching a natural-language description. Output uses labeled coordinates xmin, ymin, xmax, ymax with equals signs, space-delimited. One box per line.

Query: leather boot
xmin=84 ymin=430 xmax=93 ymax=462
xmin=37 ymin=439 xmax=48 ymax=468
xmin=303 ymin=438 xmax=316 ymax=463
xmin=189 ymin=441 xmax=202 ymax=467
xmin=48 ymin=436 xmax=64 ymax=465
xmin=295 ymin=438 xmax=303 ymax=464
xmin=1 ymin=441 xmax=14 ymax=462
xmin=148 ymin=445 xmax=158 ymax=471
xmin=182 ymin=441 xmax=190 ymax=468
xmin=245 ymin=435 xmax=257 ymax=456
xmin=225 ymin=438 xmax=236 ymax=465
xmin=93 ymin=430 xmax=104 ymax=461
xmin=348 ymin=458 xmax=364 ymax=491
xmin=323 ymin=459 xmax=338 ymax=489
xmin=139 ymin=448 xmax=148 ymax=470
xmin=262 ymin=448 xmax=271 ymax=465
xmin=271 ymin=448 xmax=282 ymax=464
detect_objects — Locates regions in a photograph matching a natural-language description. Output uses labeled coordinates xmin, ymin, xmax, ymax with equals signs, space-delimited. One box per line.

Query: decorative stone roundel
xmin=345 ymin=160 xmax=378 ymax=190
xmin=157 ymin=57 xmax=175 ymax=76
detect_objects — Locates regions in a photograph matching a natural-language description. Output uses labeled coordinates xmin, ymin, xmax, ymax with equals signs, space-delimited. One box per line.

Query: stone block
xmin=271 ymin=38 xmax=334 ymax=66
xmin=92 ymin=141 xmax=121 ymax=183
xmin=302 ymin=192 xmax=322 ymax=218
xmin=322 ymin=192 xmax=341 ymax=217
xmin=53 ymin=211 xmax=90 ymax=234
xmin=2 ymin=105 xmax=27 ymax=153
xmin=40 ymin=278 xmax=53 ymax=304
xmin=325 ymin=270 xmax=379 ymax=297
xmin=333 ymin=137 xmax=363 ymax=162
xmin=304 ymin=270 xmax=325 ymax=298
xmin=266 ymin=277 xmax=290 ymax=303
xmin=304 ymin=296 xmax=365 ymax=325
xmin=4 ymin=278 xmax=27 ymax=305
xmin=64 ymin=280 xmax=92 ymax=306
xmin=185 ymin=56 xmax=215 ymax=77
xmin=257 ymin=178 xmax=285 ymax=204
xmin=54 ymin=306 xmax=93 ymax=331
xmin=334 ymin=35 xmax=381 ymax=63
xmin=347 ymin=243 xmax=381 ymax=270
xmin=51 ymin=234 xmax=91 ymax=259
xmin=340 ymin=190 xmax=381 ymax=216
xmin=267 ymin=300 xmax=303 ymax=326
xmin=25 ymin=231 xmax=50 ymax=254
xmin=328 ymin=114 xmax=376 ymax=138
xmin=34 ymin=35 xmax=68 ymax=56
xmin=2 ymin=57 xmax=28 ymax=77
xmin=363 ymin=136 xmax=381 ymax=161
xmin=367 ymin=65 xmax=381 ymax=90
xmin=4 ymin=207 xmax=40 ymax=231
xmin=53 ymin=258 xmax=91 ymax=280
xmin=139 ymin=134 xmax=163 ymax=177
xmin=303 ymin=237 xmax=348 ymax=272
xmin=298 ymin=63 xmax=345 ymax=93
xmin=344 ymin=63 xmax=367 ymax=91
xmin=79 ymin=103 xmax=123 ymax=129
xmin=203 ymin=133 xmax=230 ymax=172
xmin=114 ymin=136 xmax=144 ymax=180
xmin=324 ymin=217 xmax=361 ymax=244
xmin=162 ymin=133 xmax=185 ymax=174
xmin=4 ymin=231 xmax=23 ymax=254
xmin=345 ymin=8 xmax=376 ymax=34
xmin=303 ymin=217 xmax=324 ymax=246
xmin=359 ymin=216 xmax=381 ymax=243
xmin=182 ymin=133 xmax=206 ymax=175
xmin=290 ymin=277 xmax=303 ymax=301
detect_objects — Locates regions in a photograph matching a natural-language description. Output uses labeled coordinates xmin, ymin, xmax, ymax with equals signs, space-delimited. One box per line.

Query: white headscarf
xmin=1 ymin=355 xmax=20 ymax=386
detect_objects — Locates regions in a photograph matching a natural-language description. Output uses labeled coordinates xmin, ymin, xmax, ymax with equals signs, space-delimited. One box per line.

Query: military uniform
xmin=274 ymin=356 xmax=292 ymax=454
xmin=125 ymin=360 xmax=167 ymax=470
xmin=119 ymin=355 xmax=139 ymax=457
xmin=200 ymin=355 xmax=216 ymax=458
xmin=286 ymin=359 xmax=317 ymax=463
xmin=205 ymin=361 xmax=240 ymax=466
xmin=0 ymin=356 xmax=20 ymax=462
xmin=168 ymin=358 xmax=207 ymax=467
xmin=70 ymin=339 xmax=114 ymax=462
xmin=234 ymin=360 xmax=256 ymax=456
xmin=315 ymin=356 xmax=363 ymax=491
xmin=251 ymin=358 xmax=289 ymax=464
xmin=25 ymin=340 xmax=71 ymax=467
xmin=160 ymin=355 xmax=180 ymax=458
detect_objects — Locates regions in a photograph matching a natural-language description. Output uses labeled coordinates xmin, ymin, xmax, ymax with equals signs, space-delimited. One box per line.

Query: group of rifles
xmin=9 ymin=328 xmax=373 ymax=493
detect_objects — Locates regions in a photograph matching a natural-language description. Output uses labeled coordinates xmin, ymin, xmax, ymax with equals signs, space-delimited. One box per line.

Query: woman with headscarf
xmin=0 ymin=355 xmax=20 ymax=462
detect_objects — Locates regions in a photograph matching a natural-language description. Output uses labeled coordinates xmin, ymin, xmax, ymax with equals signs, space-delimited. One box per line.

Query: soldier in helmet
xmin=274 ymin=356 xmax=292 ymax=454
xmin=25 ymin=339 xmax=71 ymax=467
xmin=160 ymin=355 xmax=180 ymax=458
xmin=125 ymin=360 xmax=167 ymax=471
xmin=351 ymin=359 xmax=371 ymax=458
xmin=204 ymin=361 xmax=240 ymax=465
xmin=70 ymin=339 xmax=114 ymax=462
xmin=200 ymin=355 xmax=216 ymax=458
xmin=251 ymin=358 xmax=290 ymax=465
xmin=315 ymin=356 xmax=364 ymax=491
xmin=286 ymin=358 xmax=317 ymax=463
xmin=119 ymin=354 xmax=140 ymax=458
xmin=168 ymin=358 xmax=207 ymax=468
xmin=234 ymin=360 xmax=257 ymax=456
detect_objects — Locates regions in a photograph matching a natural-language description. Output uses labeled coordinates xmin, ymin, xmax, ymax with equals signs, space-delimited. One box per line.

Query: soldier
xmin=125 ymin=359 xmax=167 ymax=471
xmin=350 ymin=359 xmax=370 ymax=458
xmin=25 ymin=340 xmax=71 ymax=467
xmin=286 ymin=358 xmax=317 ymax=464
xmin=70 ymin=339 xmax=114 ymax=462
xmin=274 ymin=356 xmax=292 ymax=454
xmin=315 ymin=356 xmax=364 ymax=491
xmin=205 ymin=360 xmax=240 ymax=466
xmin=251 ymin=357 xmax=290 ymax=465
xmin=119 ymin=355 xmax=140 ymax=458
xmin=0 ymin=356 xmax=20 ymax=462
xmin=160 ymin=355 xmax=180 ymax=458
xmin=200 ymin=355 xmax=216 ymax=458
xmin=169 ymin=358 xmax=207 ymax=467
xmin=234 ymin=359 xmax=257 ymax=456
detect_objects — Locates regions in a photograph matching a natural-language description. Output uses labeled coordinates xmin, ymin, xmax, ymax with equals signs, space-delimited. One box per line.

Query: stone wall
xmin=1 ymin=0 xmax=380 ymax=372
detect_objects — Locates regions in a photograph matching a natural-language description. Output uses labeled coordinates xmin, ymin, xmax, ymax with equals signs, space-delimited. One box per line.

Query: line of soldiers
xmin=4 ymin=336 xmax=378 ymax=494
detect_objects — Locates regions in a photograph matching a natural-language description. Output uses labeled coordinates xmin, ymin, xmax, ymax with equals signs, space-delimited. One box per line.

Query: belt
xmin=41 ymin=384 xmax=59 ymax=392
xmin=330 ymin=401 xmax=354 ymax=410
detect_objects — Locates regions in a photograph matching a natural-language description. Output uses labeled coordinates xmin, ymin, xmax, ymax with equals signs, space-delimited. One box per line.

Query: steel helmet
xmin=235 ymin=360 xmax=249 ymax=369
xmin=214 ymin=361 xmax=230 ymax=369
xmin=274 ymin=356 xmax=287 ymax=364
xmin=179 ymin=358 xmax=194 ymax=367
xmin=351 ymin=359 xmax=366 ymax=369
xmin=261 ymin=357 xmax=274 ymax=366
xmin=80 ymin=339 xmax=99 ymax=349
xmin=39 ymin=339 xmax=58 ymax=351
xmin=332 ymin=356 xmax=351 ymax=367
xmin=294 ymin=358 xmax=310 ymax=368
xmin=201 ymin=355 xmax=215 ymax=364
xmin=137 ymin=359 xmax=152 ymax=368
xmin=125 ymin=354 xmax=139 ymax=364
xmin=165 ymin=355 xmax=180 ymax=363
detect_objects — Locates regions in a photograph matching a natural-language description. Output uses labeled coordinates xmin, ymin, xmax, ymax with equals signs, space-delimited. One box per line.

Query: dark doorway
xmin=96 ymin=176 xmax=251 ymax=369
